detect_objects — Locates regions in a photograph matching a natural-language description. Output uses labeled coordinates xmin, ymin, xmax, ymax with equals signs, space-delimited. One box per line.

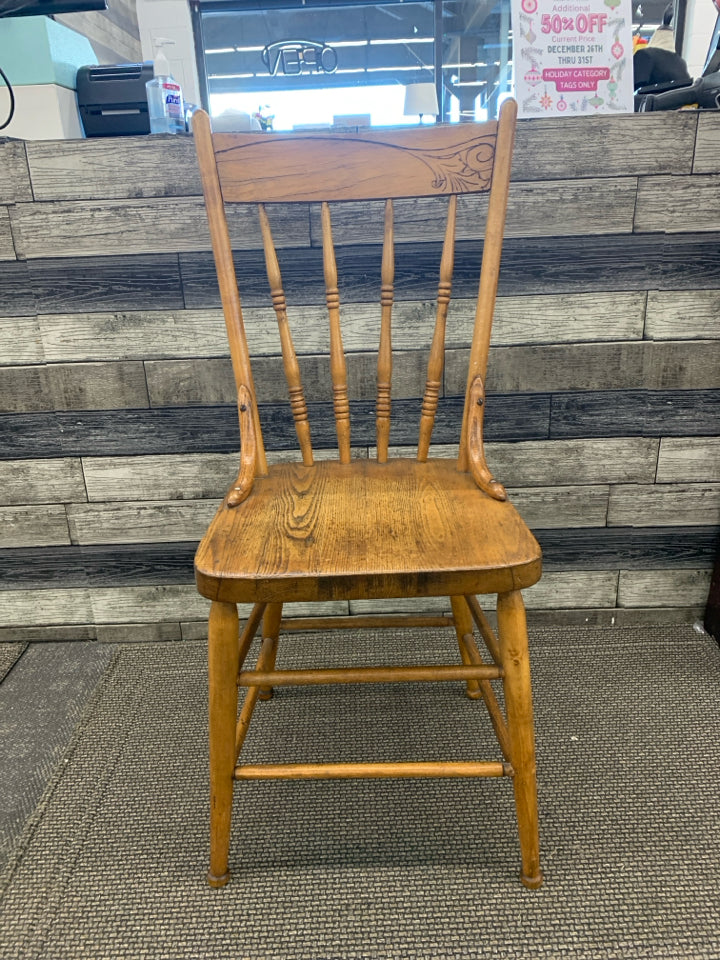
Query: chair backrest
xmin=193 ymin=101 xmax=517 ymax=477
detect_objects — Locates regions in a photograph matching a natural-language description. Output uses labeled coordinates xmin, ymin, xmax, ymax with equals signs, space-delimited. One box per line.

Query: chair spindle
xmin=418 ymin=195 xmax=457 ymax=462
xmin=321 ymin=201 xmax=351 ymax=463
xmin=377 ymin=199 xmax=394 ymax=463
xmin=258 ymin=204 xmax=314 ymax=466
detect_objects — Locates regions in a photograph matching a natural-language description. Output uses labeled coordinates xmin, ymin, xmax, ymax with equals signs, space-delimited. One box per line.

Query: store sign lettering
xmin=262 ymin=40 xmax=338 ymax=76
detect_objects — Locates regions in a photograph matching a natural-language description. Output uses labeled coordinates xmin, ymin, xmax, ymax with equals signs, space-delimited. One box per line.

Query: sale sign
xmin=511 ymin=0 xmax=634 ymax=117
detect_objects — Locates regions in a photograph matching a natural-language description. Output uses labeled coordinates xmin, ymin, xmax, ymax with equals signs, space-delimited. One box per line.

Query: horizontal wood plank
xmin=0 ymin=142 xmax=32 ymax=203
xmin=0 ymin=363 xmax=150 ymax=414
xmin=448 ymin=342 xmax=645 ymax=395
xmin=0 ymin=505 xmax=71 ymax=548
xmin=312 ymin=179 xmax=638 ymax=246
xmin=0 ymin=458 xmax=86 ymax=506
xmin=551 ymin=389 xmax=720 ymax=439
xmin=634 ymin=175 xmax=720 ymax=234
xmin=49 ymin=361 xmax=150 ymax=411
xmin=0 ymin=365 xmax=51 ymax=413
xmin=693 ymin=113 xmax=720 ymax=175
xmin=485 ymin=438 xmax=659 ymax=486
xmin=28 ymin=254 xmax=184 ymax=313
xmin=180 ymin=233 xmax=720 ymax=310
xmin=26 ymin=137 xmax=202 ymax=201
xmin=35 ymin=291 xmax=647 ymax=366
xmin=514 ymin=113 xmax=696 ymax=179
xmin=0 ymin=588 xmax=92 ymax=627
xmin=0 ymin=261 xmax=34 ymax=317
xmin=537 ymin=525 xmax=720 ymax=569
xmin=644 ymin=341 xmax=720 ymax=390
xmin=12 ymin=198 xmax=308 ymax=259
xmin=0 ymin=207 xmax=15 ymax=260
xmin=617 ymin=569 xmax=713 ymax=608
xmin=67 ymin=499 xmax=218 ymax=545
xmin=507 ymin=485 xmax=609 ymax=528
xmin=5 ymin=526 xmax=716 ymax=592
xmin=608 ymin=483 xmax=720 ymax=527
xmin=39 ymin=309 xmax=229 ymax=363
xmin=656 ymin=438 xmax=720 ymax=483
xmin=0 ymin=317 xmax=43 ymax=366
xmin=645 ymin=290 xmax=720 ymax=340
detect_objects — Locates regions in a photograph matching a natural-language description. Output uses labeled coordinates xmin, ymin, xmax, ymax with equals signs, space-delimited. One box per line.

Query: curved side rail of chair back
xmin=192 ymin=102 xmax=517 ymax=477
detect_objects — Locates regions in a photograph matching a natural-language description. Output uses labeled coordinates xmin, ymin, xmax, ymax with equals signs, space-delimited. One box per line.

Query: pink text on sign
xmin=542 ymin=67 xmax=611 ymax=91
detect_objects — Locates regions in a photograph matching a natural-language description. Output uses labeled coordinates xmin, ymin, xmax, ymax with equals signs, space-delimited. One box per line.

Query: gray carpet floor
xmin=1 ymin=626 xmax=719 ymax=959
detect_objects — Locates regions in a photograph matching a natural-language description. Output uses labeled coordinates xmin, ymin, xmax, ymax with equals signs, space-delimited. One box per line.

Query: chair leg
xmin=450 ymin=595 xmax=482 ymax=700
xmin=208 ymin=600 xmax=240 ymax=888
xmin=496 ymin=590 xmax=543 ymax=890
xmin=258 ymin=602 xmax=283 ymax=701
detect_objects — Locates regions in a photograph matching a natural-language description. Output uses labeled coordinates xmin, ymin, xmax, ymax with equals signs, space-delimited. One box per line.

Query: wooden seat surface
xmin=195 ymin=458 xmax=542 ymax=604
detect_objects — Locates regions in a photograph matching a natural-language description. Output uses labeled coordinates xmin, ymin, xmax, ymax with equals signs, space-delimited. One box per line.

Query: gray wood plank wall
xmin=1 ymin=110 xmax=719 ymax=640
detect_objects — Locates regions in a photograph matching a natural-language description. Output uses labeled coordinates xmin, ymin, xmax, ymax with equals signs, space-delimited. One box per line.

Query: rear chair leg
xmin=258 ymin=602 xmax=283 ymax=701
xmin=497 ymin=590 xmax=543 ymax=890
xmin=208 ymin=600 xmax=240 ymax=887
xmin=450 ymin=595 xmax=482 ymax=699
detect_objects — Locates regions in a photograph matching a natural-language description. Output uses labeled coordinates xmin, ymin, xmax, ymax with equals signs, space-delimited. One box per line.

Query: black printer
xmin=76 ymin=62 xmax=153 ymax=137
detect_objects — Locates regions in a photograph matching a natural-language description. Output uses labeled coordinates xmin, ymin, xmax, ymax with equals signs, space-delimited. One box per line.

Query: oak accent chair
xmin=192 ymin=99 xmax=543 ymax=890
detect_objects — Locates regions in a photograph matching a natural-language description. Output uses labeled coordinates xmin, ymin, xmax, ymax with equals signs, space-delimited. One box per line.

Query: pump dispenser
xmin=146 ymin=39 xmax=184 ymax=134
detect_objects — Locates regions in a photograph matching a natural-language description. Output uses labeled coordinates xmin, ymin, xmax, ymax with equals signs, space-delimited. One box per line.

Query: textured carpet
xmin=1 ymin=626 xmax=719 ymax=959
xmin=0 ymin=643 xmax=118 ymax=871
xmin=0 ymin=643 xmax=26 ymax=683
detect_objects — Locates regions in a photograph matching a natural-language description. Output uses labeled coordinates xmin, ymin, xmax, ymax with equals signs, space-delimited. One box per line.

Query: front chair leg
xmin=497 ymin=590 xmax=543 ymax=890
xmin=258 ymin=602 xmax=283 ymax=701
xmin=208 ymin=600 xmax=240 ymax=888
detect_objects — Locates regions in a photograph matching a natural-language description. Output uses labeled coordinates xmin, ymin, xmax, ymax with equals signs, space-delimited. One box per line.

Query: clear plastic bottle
xmin=146 ymin=40 xmax=184 ymax=134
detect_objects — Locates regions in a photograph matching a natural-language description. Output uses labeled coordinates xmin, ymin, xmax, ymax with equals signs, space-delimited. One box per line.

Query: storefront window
xmin=189 ymin=0 xmax=688 ymax=126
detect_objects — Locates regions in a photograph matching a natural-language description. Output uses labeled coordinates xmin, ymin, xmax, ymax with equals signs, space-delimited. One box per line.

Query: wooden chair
xmin=192 ymin=99 xmax=543 ymax=890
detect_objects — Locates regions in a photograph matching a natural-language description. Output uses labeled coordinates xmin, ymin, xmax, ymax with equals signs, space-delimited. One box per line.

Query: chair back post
xmin=457 ymin=98 xmax=517 ymax=472
xmin=193 ymin=109 xmax=268 ymax=475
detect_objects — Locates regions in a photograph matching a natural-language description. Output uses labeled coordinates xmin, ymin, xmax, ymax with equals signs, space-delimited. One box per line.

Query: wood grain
xmin=11 ymin=198 xmax=308 ymax=259
xmin=645 ymin=290 xmax=720 ymax=340
xmin=26 ymin=137 xmax=202 ymax=202
xmin=0 ymin=505 xmax=71 ymax=548
xmin=0 ymin=588 xmax=92 ymax=627
xmin=81 ymin=453 xmax=240 ymax=502
xmin=310 ymin=179 xmax=637 ymax=247
xmin=89 ymin=585 xmax=210 ymax=624
xmin=195 ymin=459 xmax=542 ymax=603
xmin=29 ymin=254 xmax=184 ymax=313
xmin=67 ymin=499 xmax=218 ymax=545
xmin=0 ymin=458 xmax=86 ymax=506
xmin=617 ymin=569 xmax=712 ymax=608
xmin=181 ymin=233 xmax=720 ymax=310
xmin=513 ymin=113 xmax=696 ymax=180
xmin=447 ymin=342 xmax=645 ymax=395
xmin=49 ymin=361 xmax=150 ymax=411
xmin=39 ymin=310 xmax=228 ymax=363
xmin=550 ymin=389 xmax=720 ymax=439
xmin=0 ymin=317 xmax=43 ymax=366
xmin=608 ymin=483 xmax=720 ymax=527
xmin=507 ymin=485 xmax=609 ymax=528
xmin=656 ymin=438 xmax=720 ymax=484
xmin=0 ymin=261 xmax=34 ymax=316
xmin=0 ymin=142 xmax=32 ymax=203
xmin=0 ymin=208 xmax=15 ymax=261
xmin=692 ymin=113 xmax=720 ymax=175
xmin=634 ymin=175 xmax=720 ymax=234
xmin=645 ymin=342 xmax=720 ymax=390
xmin=0 ymin=366 xmax=51 ymax=413
xmin=33 ymin=291 xmax=647 ymax=367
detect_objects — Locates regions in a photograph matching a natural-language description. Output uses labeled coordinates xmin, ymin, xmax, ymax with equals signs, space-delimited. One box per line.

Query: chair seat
xmin=195 ymin=458 xmax=542 ymax=604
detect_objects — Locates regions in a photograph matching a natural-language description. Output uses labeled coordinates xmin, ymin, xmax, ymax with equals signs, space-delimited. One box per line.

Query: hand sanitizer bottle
xmin=146 ymin=39 xmax=184 ymax=134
